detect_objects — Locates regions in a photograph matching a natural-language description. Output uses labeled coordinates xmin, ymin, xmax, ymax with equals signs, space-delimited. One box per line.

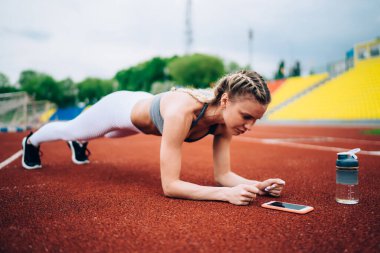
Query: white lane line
xmin=325 ymin=136 xmax=380 ymax=145
xmin=236 ymin=137 xmax=380 ymax=156
xmin=0 ymin=150 xmax=22 ymax=170
xmin=246 ymin=132 xmax=380 ymax=145
xmin=251 ymin=136 xmax=380 ymax=145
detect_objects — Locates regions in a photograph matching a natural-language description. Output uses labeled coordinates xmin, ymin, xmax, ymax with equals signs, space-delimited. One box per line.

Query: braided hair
xmin=171 ymin=70 xmax=271 ymax=106
xmin=211 ymin=70 xmax=271 ymax=106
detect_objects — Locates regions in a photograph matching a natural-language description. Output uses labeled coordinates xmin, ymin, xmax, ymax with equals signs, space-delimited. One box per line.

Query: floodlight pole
xmin=185 ymin=0 xmax=193 ymax=55
xmin=248 ymin=28 xmax=254 ymax=69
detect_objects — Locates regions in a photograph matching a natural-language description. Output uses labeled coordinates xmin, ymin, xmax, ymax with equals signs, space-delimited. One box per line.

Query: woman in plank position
xmin=22 ymin=70 xmax=285 ymax=205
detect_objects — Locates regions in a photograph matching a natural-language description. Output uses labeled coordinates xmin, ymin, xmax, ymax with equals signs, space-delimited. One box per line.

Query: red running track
xmin=0 ymin=125 xmax=379 ymax=252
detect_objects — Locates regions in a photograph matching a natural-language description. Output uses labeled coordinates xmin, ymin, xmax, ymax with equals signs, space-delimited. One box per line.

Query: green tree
xmin=225 ymin=61 xmax=245 ymax=73
xmin=19 ymin=70 xmax=41 ymax=97
xmin=77 ymin=78 xmax=115 ymax=104
xmin=167 ymin=54 xmax=225 ymax=88
xmin=0 ymin=73 xmax=19 ymax=93
xmin=115 ymin=56 xmax=175 ymax=92
xmin=56 ymin=78 xmax=77 ymax=108
xmin=0 ymin=72 xmax=10 ymax=86
xmin=274 ymin=60 xmax=285 ymax=80
xmin=19 ymin=70 xmax=79 ymax=108
xmin=289 ymin=61 xmax=301 ymax=77
xmin=19 ymin=70 xmax=61 ymax=101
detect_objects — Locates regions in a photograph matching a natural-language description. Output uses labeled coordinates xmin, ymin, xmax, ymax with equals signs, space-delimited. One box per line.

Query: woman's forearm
xmin=216 ymin=171 xmax=260 ymax=187
xmin=164 ymin=180 xmax=228 ymax=202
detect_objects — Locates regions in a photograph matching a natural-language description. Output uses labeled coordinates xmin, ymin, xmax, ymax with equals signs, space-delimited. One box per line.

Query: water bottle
xmin=335 ymin=148 xmax=360 ymax=204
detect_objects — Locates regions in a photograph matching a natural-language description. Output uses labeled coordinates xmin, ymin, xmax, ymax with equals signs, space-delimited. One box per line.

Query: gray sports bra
xmin=149 ymin=92 xmax=217 ymax=143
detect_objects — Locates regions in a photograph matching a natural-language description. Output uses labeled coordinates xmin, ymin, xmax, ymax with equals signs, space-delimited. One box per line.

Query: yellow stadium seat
xmin=268 ymin=57 xmax=380 ymax=120
xmin=267 ymin=73 xmax=329 ymax=111
xmin=39 ymin=108 xmax=57 ymax=123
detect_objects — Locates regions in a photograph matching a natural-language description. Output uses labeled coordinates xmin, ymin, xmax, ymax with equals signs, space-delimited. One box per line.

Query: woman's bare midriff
xmin=130 ymin=92 xmax=220 ymax=139
xmin=130 ymin=96 xmax=160 ymax=135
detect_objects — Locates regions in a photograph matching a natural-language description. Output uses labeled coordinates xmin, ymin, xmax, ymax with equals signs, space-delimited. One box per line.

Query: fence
xmin=0 ymin=92 xmax=55 ymax=129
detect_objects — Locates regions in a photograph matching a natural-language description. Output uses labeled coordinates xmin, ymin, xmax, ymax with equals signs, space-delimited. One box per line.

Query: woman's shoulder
xmin=160 ymin=90 xmax=203 ymax=116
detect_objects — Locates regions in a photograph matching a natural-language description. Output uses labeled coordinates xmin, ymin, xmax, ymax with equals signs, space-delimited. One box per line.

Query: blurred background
xmin=0 ymin=0 xmax=379 ymax=130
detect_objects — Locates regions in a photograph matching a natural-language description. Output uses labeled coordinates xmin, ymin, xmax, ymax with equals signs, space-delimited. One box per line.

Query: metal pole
xmin=185 ymin=0 xmax=193 ymax=54
xmin=248 ymin=28 xmax=254 ymax=69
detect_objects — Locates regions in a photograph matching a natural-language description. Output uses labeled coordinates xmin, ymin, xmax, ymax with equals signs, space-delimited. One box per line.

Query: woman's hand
xmin=225 ymin=184 xmax=264 ymax=205
xmin=255 ymin=178 xmax=286 ymax=197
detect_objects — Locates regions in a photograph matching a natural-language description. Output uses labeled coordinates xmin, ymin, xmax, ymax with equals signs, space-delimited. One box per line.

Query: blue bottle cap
xmin=336 ymin=148 xmax=360 ymax=167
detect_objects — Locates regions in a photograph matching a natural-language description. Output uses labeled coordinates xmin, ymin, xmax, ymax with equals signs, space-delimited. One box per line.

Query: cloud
xmin=0 ymin=0 xmax=379 ymax=83
xmin=0 ymin=27 xmax=51 ymax=41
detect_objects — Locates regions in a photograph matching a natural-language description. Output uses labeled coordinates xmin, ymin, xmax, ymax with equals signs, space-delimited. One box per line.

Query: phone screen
xmin=268 ymin=201 xmax=307 ymax=210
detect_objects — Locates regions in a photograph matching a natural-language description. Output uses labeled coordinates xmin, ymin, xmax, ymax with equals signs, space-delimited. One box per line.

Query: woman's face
xmin=221 ymin=94 xmax=268 ymax=135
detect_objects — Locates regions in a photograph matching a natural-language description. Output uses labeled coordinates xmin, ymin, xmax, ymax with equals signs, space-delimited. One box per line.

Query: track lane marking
xmin=236 ymin=137 xmax=380 ymax=156
xmin=245 ymin=132 xmax=380 ymax=145
xmin=1 ymin=134 xmax=379 ymax=170
xmin=0 ymin=150 xmax=22 ymax=170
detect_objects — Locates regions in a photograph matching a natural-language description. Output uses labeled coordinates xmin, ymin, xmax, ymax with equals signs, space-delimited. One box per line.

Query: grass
xmin=362 ymin=129 xmax=380 ymax=135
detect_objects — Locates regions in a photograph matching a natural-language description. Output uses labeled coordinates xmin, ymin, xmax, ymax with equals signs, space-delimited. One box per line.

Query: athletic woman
xmin=22 ymin=70 xmax=285 ymax=206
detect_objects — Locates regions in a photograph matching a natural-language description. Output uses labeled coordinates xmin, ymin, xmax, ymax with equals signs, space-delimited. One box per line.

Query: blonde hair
xmin=170 ymin=86 xmax=215 ymax=103
xmin=171 ymin=70 xmax=271 ymax=106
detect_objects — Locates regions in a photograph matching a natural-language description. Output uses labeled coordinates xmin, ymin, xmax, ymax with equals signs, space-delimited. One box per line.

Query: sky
xmin=1 ymin=0 xmax=379 ymax=84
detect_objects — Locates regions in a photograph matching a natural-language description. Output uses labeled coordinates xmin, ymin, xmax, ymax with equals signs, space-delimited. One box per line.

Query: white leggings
xmin=29 ymin=91 xmax=153 ymax=146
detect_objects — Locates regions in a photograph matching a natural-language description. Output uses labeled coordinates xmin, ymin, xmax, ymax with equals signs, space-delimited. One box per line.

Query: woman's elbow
xmin=162 ymin=183 xmax=175 ymax=197
xmin=214 ymin=174 xmax=226 ymax=186
xmin=162 ymin=179 xmax=183 ymax=197
xmin=163 ymin=189 xmax=173 ymax=197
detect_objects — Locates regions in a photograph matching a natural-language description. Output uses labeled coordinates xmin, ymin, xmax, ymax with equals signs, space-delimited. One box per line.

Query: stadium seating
xmin=39 ymin=108 xmax=57 ymax=123
xmin=48 ymin=107 xmax=85 ymax=121
xmin=267 ymin=73 xmax=329 ymax=111
xmin=268 ymin=57 xmax=380 ymax=120
xmin=267 ymin=79 xmax=286 ymax=94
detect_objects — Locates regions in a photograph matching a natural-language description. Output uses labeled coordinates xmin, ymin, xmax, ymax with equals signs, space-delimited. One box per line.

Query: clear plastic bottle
xmin=335 ymin=148 xmax=360 ymax=204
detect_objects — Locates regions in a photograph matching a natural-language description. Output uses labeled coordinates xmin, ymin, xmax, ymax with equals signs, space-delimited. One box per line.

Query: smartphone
xmin=261 ymin=201 xmax=314 ymax=214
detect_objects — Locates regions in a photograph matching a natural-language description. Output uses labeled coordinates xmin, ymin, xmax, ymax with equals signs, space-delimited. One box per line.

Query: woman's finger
xmin=268 ymin=190 xmax=281 ymax=196
xmin=241 ymin=196 xmax=254 ymax=202
xmin=265 ymin=184 xmax=278 ymax=192
xmin=271 ymin=186 xmax=284 ymax=191
xmin=244 ymin=185 xmax=262 ymax=195
xmin=241 ymin=190 xmax=256 ymax=198
xmin=269 ymin=189 xmax=281 ymax=194
xmin=264 ymin=178 xmax=286 ymax=186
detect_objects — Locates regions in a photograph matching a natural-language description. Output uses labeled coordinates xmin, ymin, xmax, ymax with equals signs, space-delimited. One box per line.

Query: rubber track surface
xmin=1 ymin=125 xmax=379 ymax=252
